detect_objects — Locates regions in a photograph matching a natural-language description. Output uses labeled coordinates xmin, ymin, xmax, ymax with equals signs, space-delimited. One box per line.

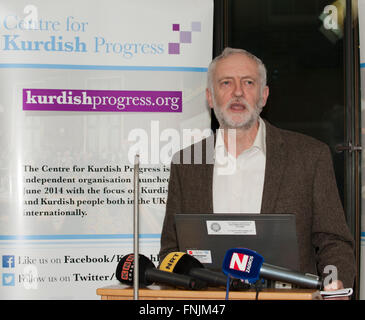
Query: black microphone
xmin=159 ymin=252 xmax=249 ymax=290
xmin=115 ymin=253 xmax=206 ymax=290
xmin=222 ymin=248 xmax=323 ymax=289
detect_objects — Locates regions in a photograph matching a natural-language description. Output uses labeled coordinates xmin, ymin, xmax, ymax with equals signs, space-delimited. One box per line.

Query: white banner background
xmin=0 ymin=0 xmax=213 ymax=299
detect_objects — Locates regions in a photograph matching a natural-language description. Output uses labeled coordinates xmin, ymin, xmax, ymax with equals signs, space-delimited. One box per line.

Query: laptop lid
xmin=175 ymin=213 xmax=300 ymax=272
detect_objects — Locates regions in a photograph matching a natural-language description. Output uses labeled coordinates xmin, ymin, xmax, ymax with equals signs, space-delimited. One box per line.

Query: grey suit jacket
xmin=159 ymin=120 xmax=355 ymax=288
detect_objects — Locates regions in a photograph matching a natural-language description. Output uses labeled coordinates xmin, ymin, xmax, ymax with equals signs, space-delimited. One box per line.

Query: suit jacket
xmin=159 ymin=120 xmax=355 ymax=288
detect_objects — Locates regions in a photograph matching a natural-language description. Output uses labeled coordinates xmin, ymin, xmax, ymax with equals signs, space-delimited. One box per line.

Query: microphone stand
xmin=133 ymin=154 xmax=140 ymax=300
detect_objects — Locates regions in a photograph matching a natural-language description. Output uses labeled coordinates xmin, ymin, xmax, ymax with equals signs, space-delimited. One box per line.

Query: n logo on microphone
xmin=229 ymin=253 xmax=252 ymax=272
xmin=222 ymin=248 xmax=263 ymax=283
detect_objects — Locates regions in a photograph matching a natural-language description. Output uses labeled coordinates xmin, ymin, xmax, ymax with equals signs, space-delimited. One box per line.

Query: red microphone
xmin=115 ymin=253 xmax=206 ymax=290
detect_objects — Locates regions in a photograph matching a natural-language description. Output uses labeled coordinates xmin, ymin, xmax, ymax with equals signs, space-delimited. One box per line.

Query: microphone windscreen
xmin=159 ymin=252 xmax=203 ymax=275
xmin=115 ymin=253 xmax=155 ymax=286
xmin=222 ymin=248 xmax=263 ymax=283
xmin=159 ymin=251 xmax=247 ymax=289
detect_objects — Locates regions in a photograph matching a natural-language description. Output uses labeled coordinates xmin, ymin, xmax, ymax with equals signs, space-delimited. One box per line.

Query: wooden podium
xmin=97 ymin=284 xmax=322 ymax=300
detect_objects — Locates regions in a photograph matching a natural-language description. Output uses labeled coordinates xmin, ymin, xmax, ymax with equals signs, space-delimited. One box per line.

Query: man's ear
xmin=206 ymin=88 xmax=214 ymax=109
xmin=260 ymin=85 xmax=269 ymax=108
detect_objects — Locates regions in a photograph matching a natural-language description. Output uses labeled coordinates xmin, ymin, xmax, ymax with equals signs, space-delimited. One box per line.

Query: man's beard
xmin=213 ymin=96 xmax=263 ymax=130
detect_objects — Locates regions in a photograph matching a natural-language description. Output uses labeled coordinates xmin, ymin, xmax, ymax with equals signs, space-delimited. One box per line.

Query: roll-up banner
xmin=0 ymin=0 xmax=213 ymax=299
xmin=359 ymin=0 xmax=365 ymax=301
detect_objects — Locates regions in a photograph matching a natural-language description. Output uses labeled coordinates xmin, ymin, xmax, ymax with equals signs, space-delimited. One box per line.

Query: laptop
xmin=175 ymin=213 xmax=300 ymax=272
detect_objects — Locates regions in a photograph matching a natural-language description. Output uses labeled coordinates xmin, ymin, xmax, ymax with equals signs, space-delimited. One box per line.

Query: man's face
xmin=206 ymin=53 xmax=269 ymax=130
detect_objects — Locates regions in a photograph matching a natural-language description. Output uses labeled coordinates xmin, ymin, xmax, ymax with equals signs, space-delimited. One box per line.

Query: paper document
xmin=320 ymin=288 xmax=353 ymax=299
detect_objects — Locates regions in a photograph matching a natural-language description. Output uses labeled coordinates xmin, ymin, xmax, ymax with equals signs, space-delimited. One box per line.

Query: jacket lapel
xmin=201 ymin=164 xmax=214 ymax=213
xmin=203 ymin=134 xmax=215 ymax=213
xmin=260 ymin=120 xmax=287 ymax=213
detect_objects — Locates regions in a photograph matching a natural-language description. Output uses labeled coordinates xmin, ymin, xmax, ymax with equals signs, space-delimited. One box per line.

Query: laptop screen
xmin=175 ymin=213 xmax=300 ymax=272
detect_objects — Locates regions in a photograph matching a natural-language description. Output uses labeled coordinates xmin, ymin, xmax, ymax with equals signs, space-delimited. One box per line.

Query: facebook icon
xmin=2 ymin=255 xmax=15 ymax=268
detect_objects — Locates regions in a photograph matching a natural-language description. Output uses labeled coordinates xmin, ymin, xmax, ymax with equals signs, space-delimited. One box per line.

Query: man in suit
xmin=159 ymin=47 xmax=355 ymax=291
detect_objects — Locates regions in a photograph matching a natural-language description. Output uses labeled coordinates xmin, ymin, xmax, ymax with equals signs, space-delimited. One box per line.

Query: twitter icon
xmin=2 ymin=273 xmax=15 ymax=286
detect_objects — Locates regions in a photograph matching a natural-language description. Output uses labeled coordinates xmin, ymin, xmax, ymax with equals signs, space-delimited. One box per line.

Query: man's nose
xmin=233 ymin=80 xmax=244 ymax=97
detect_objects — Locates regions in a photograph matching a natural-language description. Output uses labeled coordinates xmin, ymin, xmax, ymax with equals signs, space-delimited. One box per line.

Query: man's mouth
xmin=228 ymin=102 xmax=247 ymax=112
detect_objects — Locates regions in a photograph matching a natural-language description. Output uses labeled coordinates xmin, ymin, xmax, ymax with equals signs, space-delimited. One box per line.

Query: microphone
xmin=159 ymin=252 xmax=249 ymax=289
xmin=115 ymin=253 xmax=206 ymax=290
xmin=222 ymin=248 xmax=323 ymax=289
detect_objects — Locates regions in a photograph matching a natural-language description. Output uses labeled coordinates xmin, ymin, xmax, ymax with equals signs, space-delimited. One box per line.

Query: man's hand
xmin=323 ymin=280 xmax=349 ymax=300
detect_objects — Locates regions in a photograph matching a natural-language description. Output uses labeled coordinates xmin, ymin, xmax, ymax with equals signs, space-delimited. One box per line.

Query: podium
xmin=96 ymin=284 xmax=322 ymax=300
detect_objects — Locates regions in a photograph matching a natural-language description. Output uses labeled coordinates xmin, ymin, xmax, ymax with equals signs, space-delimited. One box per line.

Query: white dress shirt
xmin=213 ymin=118 xmax=266 ymax=214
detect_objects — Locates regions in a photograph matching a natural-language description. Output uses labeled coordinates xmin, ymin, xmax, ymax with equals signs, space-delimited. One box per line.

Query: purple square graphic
xmin=180 ymin=31 xmax=191 ymax=43
xmin=168 ymin=43 xmax=180 ymax=54
xmin=191 ymin=21 xmax=201 ymax=32
xmin=172 ymin=24 xmax=180 ymax=31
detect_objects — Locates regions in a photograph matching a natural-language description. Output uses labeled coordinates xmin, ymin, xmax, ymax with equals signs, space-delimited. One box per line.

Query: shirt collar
xmin=254 ymin=117 xmax=266 ymax=155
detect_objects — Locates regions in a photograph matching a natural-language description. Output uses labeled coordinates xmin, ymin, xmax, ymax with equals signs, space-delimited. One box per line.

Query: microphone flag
xmin=222 ymin=248 xmax=264 ymax=284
